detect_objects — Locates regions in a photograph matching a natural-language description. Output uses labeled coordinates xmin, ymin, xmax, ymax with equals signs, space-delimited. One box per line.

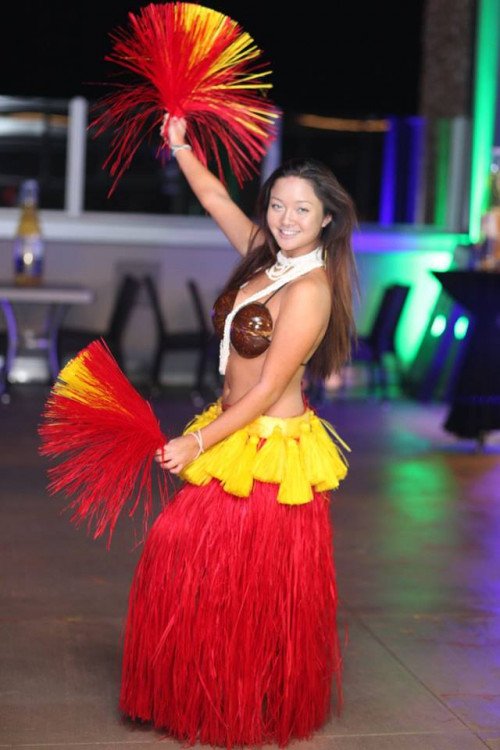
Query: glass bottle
xmin=13 ymin=179 xmax=44 ymax=286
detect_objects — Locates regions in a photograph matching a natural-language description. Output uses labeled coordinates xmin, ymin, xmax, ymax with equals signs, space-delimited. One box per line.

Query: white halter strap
xmin=219 ymin=247 xmax=325 ymax=374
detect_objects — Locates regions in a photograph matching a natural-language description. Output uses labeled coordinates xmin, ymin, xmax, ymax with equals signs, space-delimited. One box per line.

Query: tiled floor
xmin=1 ymin=386 xmax=499 ymax=749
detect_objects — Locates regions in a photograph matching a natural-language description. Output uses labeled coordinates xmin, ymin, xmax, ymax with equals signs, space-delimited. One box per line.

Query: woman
xmin=119 ymin=116 xmax=358 ymax=748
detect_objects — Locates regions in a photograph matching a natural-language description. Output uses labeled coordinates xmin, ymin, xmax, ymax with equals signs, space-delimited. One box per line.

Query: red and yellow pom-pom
xmin=39 ymin=339 xmax=169 ymax=545
xmin=90 ymin=2 xmax=280 ymax=194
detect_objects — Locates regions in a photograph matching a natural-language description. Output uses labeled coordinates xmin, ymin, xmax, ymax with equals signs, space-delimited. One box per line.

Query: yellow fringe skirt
xmin=180 ymin=400 xmax=349 ymax=504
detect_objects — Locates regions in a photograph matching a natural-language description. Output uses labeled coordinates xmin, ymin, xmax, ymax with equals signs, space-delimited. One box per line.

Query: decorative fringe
xmin=253 ymin=426 xmax=286 ymax=483
xmin=90 ymin=2 xmax=280 ymax=194
xmin=314 ymin=419 xmax=349 ymax=491
xmin=180 ymin=400 xmax=350 ymax=504
xmin=279 ymin=437 xmax=313 ymax=505
xmin=38 ymin=339 xmax=169 ymax=545
xmin=221 ymin=434 xmax=259 ymax=496
xmin=298 ymin=421 xmax=325 ymax=485
xmin=120 ymin=477 xmax=342 ymax=747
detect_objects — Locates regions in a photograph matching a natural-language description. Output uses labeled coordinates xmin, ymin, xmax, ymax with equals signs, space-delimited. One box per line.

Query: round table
xmin=433 ymin=270 xmax=500 ymax=440
xmin=0 ymin=282 xmax=94 ymax=400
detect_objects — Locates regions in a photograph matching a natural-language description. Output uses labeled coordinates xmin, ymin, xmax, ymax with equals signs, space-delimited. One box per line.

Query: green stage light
xmin=469 ymin=0 xmax=500 ymax=241
xmin=430 ymin=314 xmax=447 ymax=337
xmin=454 ymin=316 xmax=470 ymax=339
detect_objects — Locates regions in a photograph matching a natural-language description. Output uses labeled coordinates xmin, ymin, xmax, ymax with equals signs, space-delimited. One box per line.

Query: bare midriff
xmin=222 ymin=351 xmax=307 ymax=417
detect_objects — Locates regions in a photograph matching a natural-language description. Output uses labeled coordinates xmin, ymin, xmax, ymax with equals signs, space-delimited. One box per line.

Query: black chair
xmin=186 ymin=278 xmax=221 ymax=389
xmin=143 ymin=275 xmax=217 ymax=397
xmin=57 ymin=274 xmax=141 ymax=372
xmin=351 ymin=283 xmax=410 ymax=397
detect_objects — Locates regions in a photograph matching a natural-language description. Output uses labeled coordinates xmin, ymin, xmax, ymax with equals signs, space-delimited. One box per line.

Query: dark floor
xmin=1 ymin=384 xmax=499 ymax=749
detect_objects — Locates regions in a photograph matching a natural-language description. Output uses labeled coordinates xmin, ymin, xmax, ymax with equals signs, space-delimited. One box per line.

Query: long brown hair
xmin=221 ymin=158 xmax=359 ymax=378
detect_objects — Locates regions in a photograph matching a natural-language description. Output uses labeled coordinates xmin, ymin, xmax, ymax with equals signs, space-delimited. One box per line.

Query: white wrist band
xmin=190 ymin=429 xmax=204 ymax=459
xmin=171 ymin=144 xmax=192 ymax=156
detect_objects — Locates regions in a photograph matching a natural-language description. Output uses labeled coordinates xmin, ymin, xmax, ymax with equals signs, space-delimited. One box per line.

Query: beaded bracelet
xmin=170 ymin=144 xmax=192 ymax=156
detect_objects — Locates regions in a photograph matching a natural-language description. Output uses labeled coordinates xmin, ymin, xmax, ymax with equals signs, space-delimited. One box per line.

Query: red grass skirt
xmin=119 ymin=477 xmax=342 ymax=747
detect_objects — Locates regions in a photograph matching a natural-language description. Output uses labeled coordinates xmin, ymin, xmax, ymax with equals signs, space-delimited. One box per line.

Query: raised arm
xmin=158 ymin=275 xmax=331 ymax=473
xmin=165 ymin=116 xmax=262 ymax=255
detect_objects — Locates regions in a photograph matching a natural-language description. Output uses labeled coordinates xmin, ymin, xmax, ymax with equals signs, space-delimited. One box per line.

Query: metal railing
xmin=0 ymin=95 xmax=472 ymax=229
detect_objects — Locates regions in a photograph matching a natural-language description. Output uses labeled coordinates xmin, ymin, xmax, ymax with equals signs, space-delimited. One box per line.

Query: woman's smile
xmin=267 ymin=176 xmax=331 ymax=256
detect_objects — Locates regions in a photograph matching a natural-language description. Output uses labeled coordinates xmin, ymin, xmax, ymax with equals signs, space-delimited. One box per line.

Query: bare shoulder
xmin=282 ymin=270 xmax=331 ymax=313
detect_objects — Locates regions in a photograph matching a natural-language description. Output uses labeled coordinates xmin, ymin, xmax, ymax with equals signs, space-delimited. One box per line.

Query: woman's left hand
xmin=155 ymin=434 xmax=200 ymax=474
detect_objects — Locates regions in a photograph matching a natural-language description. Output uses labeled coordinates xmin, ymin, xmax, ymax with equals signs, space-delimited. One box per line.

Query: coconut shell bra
xmin=212 ymin=287 xmax=281 ymax=359
xmin=213 ymin=248 xmax=326 ymax=373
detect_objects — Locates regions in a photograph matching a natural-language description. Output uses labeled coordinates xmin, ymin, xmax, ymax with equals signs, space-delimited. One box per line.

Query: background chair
xmin=351 ymin=283 xmax=411 ymax=398
xmin=57 ymin=274 xmax=141 ymax=372
xmin=186 ymin=278 xmax=221 ymax=389
xmin=143 ymin=275 xmax=219 ymax=399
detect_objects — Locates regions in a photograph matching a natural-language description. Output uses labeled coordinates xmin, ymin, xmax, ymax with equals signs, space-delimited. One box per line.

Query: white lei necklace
xmin=265 ymin=246 xmax=324 ymax=280
xmin=219 ymin=246 xmax=325 ymax=374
